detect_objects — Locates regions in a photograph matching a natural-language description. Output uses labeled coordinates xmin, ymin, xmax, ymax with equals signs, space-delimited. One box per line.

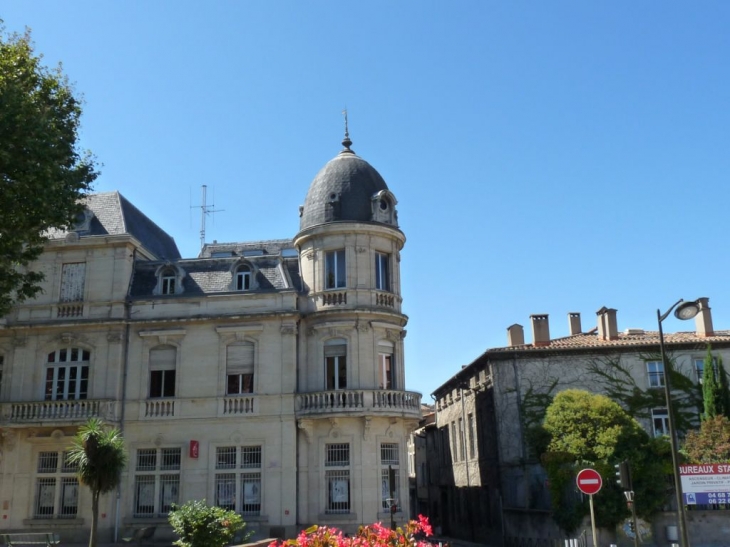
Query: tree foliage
xmin=702 ymin=346 xmax=730 ymax=420
xmin=0 ymin=27 xmax=97 ymax=316
xmin=539 ymin=390 xmax=672 ymax=534
xmin=683 ymin=415 xmax=730 ymax=463
xmin=168 ymin=499 xmax=248 ymax=547
xmin=67 ymin=419 xmax=126 ymax=547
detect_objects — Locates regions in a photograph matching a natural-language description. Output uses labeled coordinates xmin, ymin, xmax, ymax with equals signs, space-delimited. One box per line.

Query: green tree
xmin=168 ymin=500 xmax=247 ymax=547
xmin=67 ymin=419 xmax=127 ymax=547
xmin=683 ymin=415 xmax=730 ymax=463
xmin=540 ymin=390 xmax=671 ymax=534
xmin=701 ymin=346 xmax=725 ymax=420
xmin=0 ymin=27 xmax=97 ymax=316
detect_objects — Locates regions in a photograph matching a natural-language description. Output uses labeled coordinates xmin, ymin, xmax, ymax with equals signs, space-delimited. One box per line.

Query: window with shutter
xmin=226 ymin=342 xmax=255 ymax=394
xmin=149 ymin=346 xmax=176 ymax=398
xmin=60 ymin=263 xmax=86 ymax=302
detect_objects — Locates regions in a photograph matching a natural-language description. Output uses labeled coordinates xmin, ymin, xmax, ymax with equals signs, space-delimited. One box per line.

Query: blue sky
xmin=5 ymin=2 xmax=730 ymax=397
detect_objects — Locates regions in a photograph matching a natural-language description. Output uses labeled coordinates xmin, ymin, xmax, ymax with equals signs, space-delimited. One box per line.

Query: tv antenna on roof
xmin=191 ymin=185 xmax=224 ymax=250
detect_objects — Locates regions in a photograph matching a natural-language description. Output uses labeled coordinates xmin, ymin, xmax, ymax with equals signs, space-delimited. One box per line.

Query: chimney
xmin=530 ymin=314 xmax=550 ymax=347
xmin=596 ymin=307 xmax=618 ymax=340
xmin=568 ymin=312 xmax=582 ymax=335
xmin=507 ymin=324 xmax=525 ymax=347
xmin=695 ymin=297 xmax=714 ymax=337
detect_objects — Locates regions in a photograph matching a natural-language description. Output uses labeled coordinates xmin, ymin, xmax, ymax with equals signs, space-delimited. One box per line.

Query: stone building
xmin=0 ymin=133 xmax=421 ymax=541
xmin=422 ymin=301 xmax=730 ymax=546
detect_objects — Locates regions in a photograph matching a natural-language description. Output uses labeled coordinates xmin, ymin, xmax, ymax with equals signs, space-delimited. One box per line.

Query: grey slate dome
xmin=299 ymin=135 xmax=395 ymax=231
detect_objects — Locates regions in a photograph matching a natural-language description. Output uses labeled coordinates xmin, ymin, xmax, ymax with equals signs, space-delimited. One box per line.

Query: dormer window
xmin=154 ymin=264 xmax=185 ymax=296
xmin=161 ymin=270 xmax=176 ymax=295
xmin=371 ymin=190 xmax=398 ymax=226
xmin=236 ymin=266 xmax=252 ymax=291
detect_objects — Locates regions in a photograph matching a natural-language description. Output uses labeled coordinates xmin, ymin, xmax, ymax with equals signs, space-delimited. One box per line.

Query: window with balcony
xmin=133 ymin=448 xmax=181 ymax=517
xmin=226 ymin=342 xmax=255 ymax=395
xmin=380 ymin=443 xmax=400 ymax=510
xmin=325 ymin=249 xmax=346 ymax=289
xmin=378 ymin=352 xmax=393 ymax=390
xmin=646 ymin=361 xmax=664 ymax=388
xmin=325 ymin=340 xmax=347 ymax=390
xmin=325 ymin=443 xmax=350 ymax=514
xmin=34 ymin=451 xmax=79 ymax=519
xmin=214 ymin=446 xmax=262 ymax=515
xmin=149 ymin=346 xmax=176 ymax=398
xmin=60 ymin=263 xmax=86 ymax=302
xmin=375 ymin=252 xmax=390 ymax=291
xmin=45 ymin=348 xmax=90 ymax=401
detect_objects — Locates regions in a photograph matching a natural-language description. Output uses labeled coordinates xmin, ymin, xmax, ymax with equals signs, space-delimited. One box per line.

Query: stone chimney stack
xmin=507 ymin=324 xmax=525 ymax=347
xmin=695 ymin=297 xmax=714 ymax=337
xmin=568 ymin=312 xmax=582 ymax=335
xmin=596 ymin=307 xmax=618 ymax=340
xmin=530 ymin=314 xmax=550 ymax=347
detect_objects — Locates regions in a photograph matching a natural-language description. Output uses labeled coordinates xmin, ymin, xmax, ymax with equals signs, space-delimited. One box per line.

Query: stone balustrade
xmin=1 ymin=399 xmax=117 ymax=424
xmin=296 ymin=389 xmax=421 ymax=418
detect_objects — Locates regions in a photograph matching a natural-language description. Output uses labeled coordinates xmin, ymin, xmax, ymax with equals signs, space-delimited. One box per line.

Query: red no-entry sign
xmin=576 ymin=468 xmax=603 ymax=495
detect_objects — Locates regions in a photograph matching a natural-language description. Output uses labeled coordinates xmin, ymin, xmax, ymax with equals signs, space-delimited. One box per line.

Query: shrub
xmin=169 ymin=499 xmax=248 ymax=547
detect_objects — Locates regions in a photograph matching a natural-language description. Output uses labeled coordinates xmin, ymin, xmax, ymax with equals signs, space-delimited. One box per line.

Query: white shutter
xmin=227 ymin=343 xmax=254 ymax=375
xmin=150 ymin=346 xmax=176 ymax=371
xmin=60 ymin=263 xmax=86 ymax=302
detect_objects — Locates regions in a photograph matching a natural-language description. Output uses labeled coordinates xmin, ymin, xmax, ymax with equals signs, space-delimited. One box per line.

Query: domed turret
xmin=299 ymin=134 xmax=398 ymax=231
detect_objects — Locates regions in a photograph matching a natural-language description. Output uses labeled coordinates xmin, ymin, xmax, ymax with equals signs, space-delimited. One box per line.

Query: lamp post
xmin=657 ymin=298 xmax=699 ymax=547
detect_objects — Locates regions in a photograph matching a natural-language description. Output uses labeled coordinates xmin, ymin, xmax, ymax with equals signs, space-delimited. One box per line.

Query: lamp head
xmin=675 ymin=300 xmax=700 ymax=321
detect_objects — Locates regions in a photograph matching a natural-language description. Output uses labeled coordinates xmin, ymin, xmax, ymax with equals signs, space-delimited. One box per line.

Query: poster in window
xmin=162 ymin=482 xmax=179 ymax=507
xmin=244 ymin=481 xmax=260 ymax=505
xmin=38 ymin=483 xmax=55 ymax=511
xmin=217 ymin=480 xmax=235 ymax=507
xmin=63 ymin=483 xmax=78 ymax=508
xmin=138 ymin=482 xmax=155 ymax=508
xmin=331 ymin=479 xmax=349 ymax=503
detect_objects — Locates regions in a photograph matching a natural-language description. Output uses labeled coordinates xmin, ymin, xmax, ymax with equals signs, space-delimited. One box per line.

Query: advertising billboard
xmin=679 ymin=464 xmax=730 ymax=505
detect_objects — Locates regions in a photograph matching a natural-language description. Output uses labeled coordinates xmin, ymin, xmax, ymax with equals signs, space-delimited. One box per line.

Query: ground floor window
xmin=34 ymin=451 xmax=79 ymax=519
xmin=214 ymin=446 xmax=262 ymax=515
xmin=325 ymin=443 xmax=350 ymax=514
xmin=133 ymin=447 xmax=181 ymax=517
xmin=381 ymin=443 xmax=400 ymax=510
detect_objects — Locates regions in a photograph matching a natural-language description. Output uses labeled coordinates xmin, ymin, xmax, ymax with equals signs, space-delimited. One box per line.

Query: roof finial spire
xmin=341 ymin=108 xmax=353 ymax=153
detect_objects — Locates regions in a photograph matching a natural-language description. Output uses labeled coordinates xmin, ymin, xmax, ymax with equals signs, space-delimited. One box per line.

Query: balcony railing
xmin=296 ymin=389 xmax=421 ymax=418
xmin=1 ymin=399 xmax=118 ymax=424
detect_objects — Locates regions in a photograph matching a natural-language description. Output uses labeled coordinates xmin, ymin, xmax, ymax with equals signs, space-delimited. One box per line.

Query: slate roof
xmin=299 ymin=143 xmax=389 ymax=232
xmin=48 ymin=192 xmax=181 ymax=260
xmin=129 ymin=255 xmax=301 ymax=298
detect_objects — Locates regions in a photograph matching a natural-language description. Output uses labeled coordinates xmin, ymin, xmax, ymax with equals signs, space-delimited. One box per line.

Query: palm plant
xmin=67 ymin=418 xmax=127 ymax=547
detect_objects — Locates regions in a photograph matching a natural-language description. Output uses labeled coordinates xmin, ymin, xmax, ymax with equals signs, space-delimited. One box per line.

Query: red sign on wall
xmin=189 ymin=440 xmax=199 ymax=459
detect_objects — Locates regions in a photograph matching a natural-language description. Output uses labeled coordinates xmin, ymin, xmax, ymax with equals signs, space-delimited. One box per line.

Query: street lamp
xmin=657 ymin=298 xmax=700 ymax=547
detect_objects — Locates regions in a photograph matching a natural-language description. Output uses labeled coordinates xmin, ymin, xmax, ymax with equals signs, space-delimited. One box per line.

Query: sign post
xmin=577 ymin=469 xmax=603 ymax=547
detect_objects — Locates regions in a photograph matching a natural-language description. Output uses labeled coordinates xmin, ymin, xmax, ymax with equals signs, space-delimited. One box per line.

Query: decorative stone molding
xmin=355 ymin=247 xmax=367 ymax=254
xmin=65 ymin=232 xmax=80 ymax=243
xmin=305 ymin=252 xmax=314 ymax=261
xmin=386 ymin=329 xmax=400 ymax=342
xmin=13 ymin=336 xmax=27 ymax=347
xmin=280 ymin=322 xmax=298 ymax=336
xmin=356 ymin=320 xmax=370 ymax=333
xmin=51 ymin=429 xmax=65 ymax=441
xmin=230 ymin=432 xmax=243 ymax=444
xmin=139 ymin=329 xmax=186 ymax=347
xmin=216 ymin=325 xmax=264 ymax=343
xmin=362 ymin=417 xmax=371 ymax=441
xmin=400 ymin=330 xmax=407 ymax=340
xmin=298 ymin=419 xmax=313 ymax=444
xmin=107 ymin=331 xmax=123 ymax=343
xmin=396 ymin=251 xmax=401 ymax=263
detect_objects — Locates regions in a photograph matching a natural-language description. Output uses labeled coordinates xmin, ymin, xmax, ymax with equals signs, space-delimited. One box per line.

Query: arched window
xmin=149 ymin=345 xmax=176 ymax=398
xmin=325 ymin=339 xmax=347 ymax=390
xmin=235 ymin=265 xmax=252 ymax=291
xmin=45 ymin=348 xmax=90 ymax=400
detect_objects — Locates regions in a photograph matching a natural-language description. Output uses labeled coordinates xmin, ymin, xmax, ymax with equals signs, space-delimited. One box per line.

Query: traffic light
xmin=614 ymin=460 xmax=631 ymax=490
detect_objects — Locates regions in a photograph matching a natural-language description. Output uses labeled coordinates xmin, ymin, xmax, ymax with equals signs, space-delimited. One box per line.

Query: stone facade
xmin=0 ymin=137 xmax=421 ymax=542
xmin=421 ymin=303 xmax=730 ymax=546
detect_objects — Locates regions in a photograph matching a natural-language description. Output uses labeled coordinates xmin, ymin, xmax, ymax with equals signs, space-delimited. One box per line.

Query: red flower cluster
xmin=269 ymin=516 xmax=434 ymax=547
